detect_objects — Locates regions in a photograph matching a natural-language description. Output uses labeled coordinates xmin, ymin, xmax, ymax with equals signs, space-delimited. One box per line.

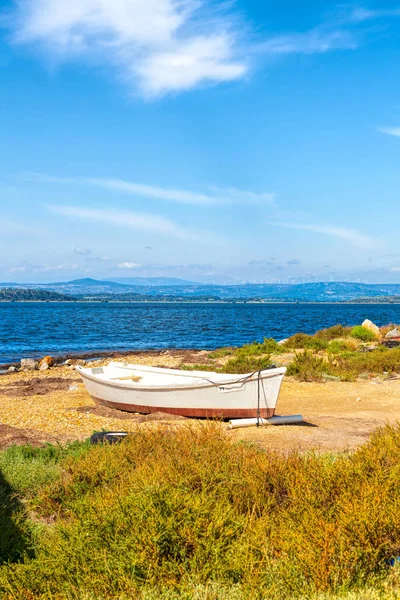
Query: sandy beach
xmin=1 ymin=349 xmax=400 ymax=453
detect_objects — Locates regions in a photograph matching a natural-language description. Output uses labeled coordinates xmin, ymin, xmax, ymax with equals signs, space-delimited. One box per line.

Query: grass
xmin=2 ymin=424 xmax=400 ymax=599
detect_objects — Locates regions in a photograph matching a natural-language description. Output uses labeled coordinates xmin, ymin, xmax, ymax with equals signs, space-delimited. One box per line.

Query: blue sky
xmin=1 ymin=1 xmax=400 ymax=284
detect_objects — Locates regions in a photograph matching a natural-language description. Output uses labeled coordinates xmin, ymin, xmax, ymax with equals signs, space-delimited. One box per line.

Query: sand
xmin=1 ymin=350 xmax=400 ymax=453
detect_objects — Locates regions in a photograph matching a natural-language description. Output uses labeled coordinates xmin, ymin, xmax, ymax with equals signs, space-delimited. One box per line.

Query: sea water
xmin=1 ymin=301 xmax=400 ymax=364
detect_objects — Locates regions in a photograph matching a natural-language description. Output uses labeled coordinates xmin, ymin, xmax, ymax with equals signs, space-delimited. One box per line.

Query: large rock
xmin=362 ymin=319 xmax=382 ymax=339
xmin=385 ymin=327 xmax=400 ymax=340
xmin=39 ymin=362 xmax=49 ymax=371
xmin=20 ymin=358 xmax=37 ymax=370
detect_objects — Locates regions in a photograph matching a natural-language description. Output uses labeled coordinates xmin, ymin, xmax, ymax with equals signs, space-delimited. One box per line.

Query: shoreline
xmin=2 ymin=300 xmax=400 ymax=305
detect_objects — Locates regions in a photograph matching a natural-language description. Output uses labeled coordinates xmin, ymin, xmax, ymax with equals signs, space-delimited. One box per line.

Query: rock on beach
xmin=20 ymin=358 xmax=38 ymax=370
xmin=385 ymin=327 xmax=400 ymax=340
xmin=362 ymin=319 xmax=382 ymax=339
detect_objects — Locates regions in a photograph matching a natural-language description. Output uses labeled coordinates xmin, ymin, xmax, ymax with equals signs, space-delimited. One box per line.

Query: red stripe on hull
xmin=91 ymin=396 xmax=275 ymax=419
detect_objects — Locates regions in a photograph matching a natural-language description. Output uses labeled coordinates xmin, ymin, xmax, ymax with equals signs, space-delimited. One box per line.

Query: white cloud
xmin=259 ymin=29 xmax=358 ymax=55
xmin=272 ymin=222 xmax=377 ymax=250
xmin=48 ymin=204 xmax=217 ymax=242
xmin=117 ymin=262 xmax=141 ymax=269
xmin=74 ymin=247 xmax=91 ymax=255
xmin=24 ymin=172 xmax=276 ymax=206
xmin=379 ymin=127 xmax=400 ymax=137
xmin=9 ymin=261 xmax=79 ymax=273
xmin=86 ymin=255 xmax=111 ymax=262
xmin=9 ymin=0 xmax=247 ymax=98
xmin=347 ymin=7 xmax=400 ymax=23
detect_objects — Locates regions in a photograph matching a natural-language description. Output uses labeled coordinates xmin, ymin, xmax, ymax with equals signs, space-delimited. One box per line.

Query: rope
xmin=257 ymin=370 xmax=261 ymax=427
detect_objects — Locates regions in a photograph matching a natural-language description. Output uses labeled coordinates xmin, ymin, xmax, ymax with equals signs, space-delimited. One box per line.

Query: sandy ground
xmin=1 ymin=350 xmax=400 ymax=453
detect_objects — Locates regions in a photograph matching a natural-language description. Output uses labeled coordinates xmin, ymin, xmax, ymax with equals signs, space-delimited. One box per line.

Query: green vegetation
xmin=350 ymin=325 xmax=378 ymax=342
xmin=0 ymin=288 xmax=76 ymax=302
xmin=326 ymin=339 xmax=357 ymax=354
xmin=282 ymin=333 xmax=329 ymax=351
xmin=286 ymin=351 xmax=328 ymax=382
xmin=221 ymin=354 xmax=272 ymax=374
xmin=313 ymin=325 xmax=351 ymax=341
xmin=2 ymin=424 xmax=400 ymax=598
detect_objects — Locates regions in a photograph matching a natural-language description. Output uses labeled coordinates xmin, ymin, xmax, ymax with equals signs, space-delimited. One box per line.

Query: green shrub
xmin=3 ymin=424 xmax=400 ymax=598
xmin=327 ymin=340 xmax=357 ymax=354
xmin=283 ymin=334 xmax=328 ymax=351
xmin=286 ymin=350 xmax=329 ymax=381
xmin=234 ymin=338 xmax=282 ymax=357
xmin=220 ymin=355 xmax=272 ymax=374
xmin=350 ymin=326 xmax=377 ymax=342
xmin=329 ymin=347 xmax=400 ymax=381
xmin=314 ymin=325 xmax=351 ymax=341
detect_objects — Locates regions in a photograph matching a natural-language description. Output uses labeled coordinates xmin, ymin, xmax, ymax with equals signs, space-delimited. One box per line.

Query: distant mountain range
xmin=2 ymin=278 xmax=400 ymax=302
xmin=104 ymin=277 xmax=198 ymax=286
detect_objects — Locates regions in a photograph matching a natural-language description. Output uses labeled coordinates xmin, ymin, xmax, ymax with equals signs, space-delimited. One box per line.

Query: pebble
xmin=39 ymin=362 xmax=49 ymax=371
xmin=8 ymin=366 xmax=17 ymax=372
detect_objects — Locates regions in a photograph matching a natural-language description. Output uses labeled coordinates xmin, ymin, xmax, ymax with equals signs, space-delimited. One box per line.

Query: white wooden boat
xmin=76 ymin=362 xmax=286 ymax=419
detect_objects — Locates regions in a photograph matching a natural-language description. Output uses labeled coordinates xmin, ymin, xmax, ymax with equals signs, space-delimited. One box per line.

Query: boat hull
xmin=77 ymin=363 xmax=286 ymax=420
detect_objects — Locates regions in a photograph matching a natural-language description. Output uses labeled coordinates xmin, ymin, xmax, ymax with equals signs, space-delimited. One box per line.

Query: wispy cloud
xmin=379 ymin=126 xmax=400 ymax=137
xmin=86 ymin=255 xmax=111 ymax=262
xmin=259 ymin=29 xmax=358 ymax=55
xmin=272 ymin=222 xmax=377 ymax=249
xmin=48 ymin=204 xmax=218 ymax=242
xmin=9 ymin=261 xmax=79 ymax=273
xmin=25 ymin=173 xmax=276 ymax=206
xmin=346 ymin=6 xmax=400 ymax=23
xmin=74 ymin=247 xmax=91 ymax=255
xmin=117 ymin=262 xmax=141 ymax=269
xmin=7 ymin=0 xmax=247 ymax=98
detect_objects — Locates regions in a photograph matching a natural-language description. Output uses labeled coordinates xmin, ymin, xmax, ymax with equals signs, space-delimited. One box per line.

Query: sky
xmin=1 ymin=1 xmax=400 ymax=284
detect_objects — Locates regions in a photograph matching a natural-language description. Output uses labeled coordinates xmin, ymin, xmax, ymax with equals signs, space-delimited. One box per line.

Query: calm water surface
xmin=1 ymin=302 xmax=400 ymax=364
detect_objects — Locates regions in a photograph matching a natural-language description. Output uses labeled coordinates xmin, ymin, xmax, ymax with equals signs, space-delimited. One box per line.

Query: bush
xmin=286 ymin=351 xmax=329 ymax=382
xmin=327 ymin=339 xmax=357 ymax=354
xmin=283 ymin=334 xmax=328 ymax=351
xmin=220 ymin=355 xmax=272 ymax=374
xmin=314 ymin=325 xmax=351 ymax=341
xmin=329 ymin=347 xmax=400 ymax=381
xmin=350 ymin=326 xmax=378 ymax=342
xmin=3 ymin=424 xmax=400 ymax=598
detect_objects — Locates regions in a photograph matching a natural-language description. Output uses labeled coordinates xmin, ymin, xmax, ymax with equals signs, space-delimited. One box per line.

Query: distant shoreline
xmin=1 ymin=300 xmax=400 ymax=305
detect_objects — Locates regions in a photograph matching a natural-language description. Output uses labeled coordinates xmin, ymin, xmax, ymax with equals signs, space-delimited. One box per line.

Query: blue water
xmin=1 ymin=302 xmax=400 ymax=364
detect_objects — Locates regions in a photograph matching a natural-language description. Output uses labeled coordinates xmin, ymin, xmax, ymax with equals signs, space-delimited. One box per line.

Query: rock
xmin=39 ymin=362 xmax=49 ymax=371
xmin=64 ymin=359 xmax=72 ymax=365
xmin=20 ymin=358 xmax=37 ymax=370
xmin=8 ymin=366 xmax=17 ymax=372
xmin=277 ymin=338 xmax=288 ymax=346
xmin=385 ymin=327 xmax=400 ymax=340
xmin=362 ymin=319 xmax=382 ymax=339
xmin=39 ymin=355 xmax=54 ymax=368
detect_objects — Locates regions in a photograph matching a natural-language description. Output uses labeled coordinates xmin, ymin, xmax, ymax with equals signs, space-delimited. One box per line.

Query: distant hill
xmin=65 ymin=278 xmax=127 ymax=287
xmin=104 ymin=277 xmax=198 ymax=286
xmin=0 ymin=288 xmax=75 ymax=301
xmin=1 ymin=280 xmax=400 ymax=302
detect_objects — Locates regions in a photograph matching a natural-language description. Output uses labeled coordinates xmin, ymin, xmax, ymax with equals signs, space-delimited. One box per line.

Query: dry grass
xmin=2 ymin=423 xmax=400 ymax=598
